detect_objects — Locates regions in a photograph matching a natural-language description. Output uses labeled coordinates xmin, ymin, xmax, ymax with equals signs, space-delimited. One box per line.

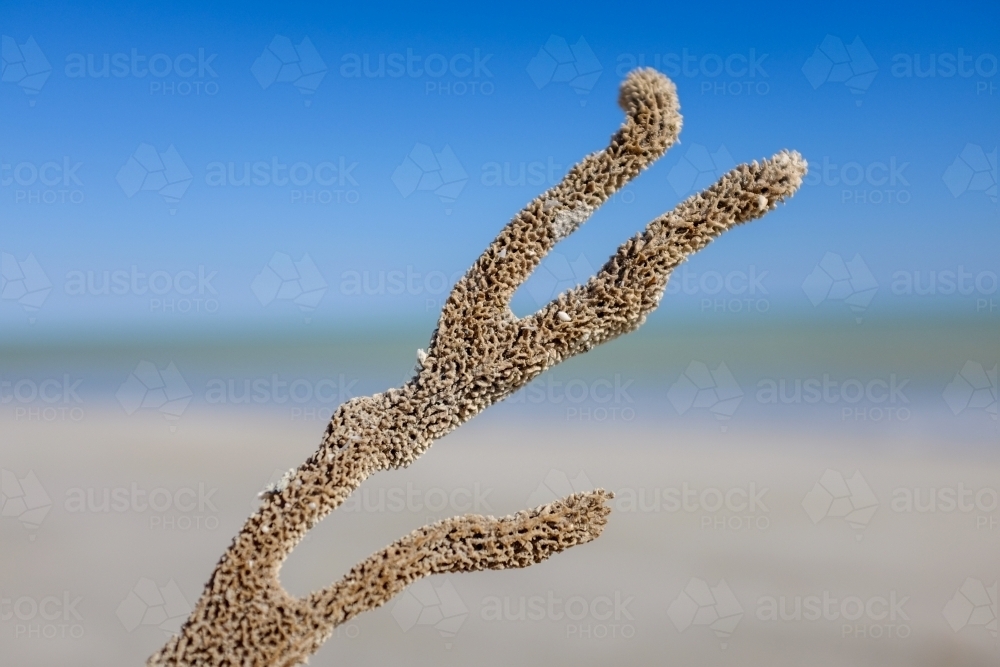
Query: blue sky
xmin=0 ymin=0 xmax=997 ymax=338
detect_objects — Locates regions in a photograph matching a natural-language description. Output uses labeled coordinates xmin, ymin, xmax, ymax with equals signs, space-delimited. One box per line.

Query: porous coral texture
xmin=149 ymin=68 xmax=806 ymax=667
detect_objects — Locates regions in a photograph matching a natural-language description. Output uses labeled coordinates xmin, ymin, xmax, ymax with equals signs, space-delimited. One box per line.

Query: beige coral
xmin=148 ymin=68 xmax=806 ymax=666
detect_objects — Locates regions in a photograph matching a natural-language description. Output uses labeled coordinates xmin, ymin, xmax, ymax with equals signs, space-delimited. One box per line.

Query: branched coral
xmin=148 ymin=68 xmax=806 ymax=666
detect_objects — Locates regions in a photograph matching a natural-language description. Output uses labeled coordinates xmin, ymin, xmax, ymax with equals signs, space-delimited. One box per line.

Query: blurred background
xmin=1 ymin=1 xmax=997 ymax=665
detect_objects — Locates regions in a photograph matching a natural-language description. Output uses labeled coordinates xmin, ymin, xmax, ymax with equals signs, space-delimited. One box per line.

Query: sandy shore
xmin=2 ymin=407 xmax=997 ymax=666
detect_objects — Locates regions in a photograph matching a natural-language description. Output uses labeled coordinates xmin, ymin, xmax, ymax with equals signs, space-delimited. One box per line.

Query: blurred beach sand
xmin=2 ymin=407 xmax=997 ymax=666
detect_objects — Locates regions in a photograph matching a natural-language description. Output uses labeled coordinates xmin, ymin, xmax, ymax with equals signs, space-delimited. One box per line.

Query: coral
xmin=148 ymin=68 xmax=806 ymax=666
